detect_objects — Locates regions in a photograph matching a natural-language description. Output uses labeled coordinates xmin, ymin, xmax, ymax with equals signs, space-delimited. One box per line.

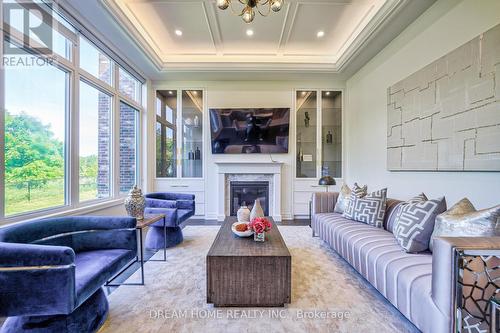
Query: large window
xmin=1 ymin=4 xmax=144 ymax=221
xmin=4 ymin=42 xmax=69 ymax=216
xmin=79 ymin=81 xmax=111 ymax=201
xmin=119 ymin=102 xmax=139 ymax=194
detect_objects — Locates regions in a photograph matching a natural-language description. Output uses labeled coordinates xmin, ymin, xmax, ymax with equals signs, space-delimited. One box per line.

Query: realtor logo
xmin=3 ymin=0 xmax=53 ymax=55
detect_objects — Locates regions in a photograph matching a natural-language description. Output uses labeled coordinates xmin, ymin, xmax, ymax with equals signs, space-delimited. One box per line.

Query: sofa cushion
xmin=343 ymin=188 xmax=387 ymax=228
xmin=75 ymin=249 xmax=135 ymax=306
xmin=336 ymin=183 xmax=367 ymax=214
xmin=312 ymin=212 xmax=444 ymax=333
xmin=429 ymin=198 xmax=500 ymax=252
xmin=393 ymin=197 xmax=447 ymax=253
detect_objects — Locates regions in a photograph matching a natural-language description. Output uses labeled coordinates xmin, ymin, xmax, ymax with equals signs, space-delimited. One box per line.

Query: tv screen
xmin=209 ymin=108 xmax=290 ymax=154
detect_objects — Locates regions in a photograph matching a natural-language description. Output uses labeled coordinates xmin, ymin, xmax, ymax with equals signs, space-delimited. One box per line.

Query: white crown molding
xmin=101 ymin=0 xmax=414 ymax=73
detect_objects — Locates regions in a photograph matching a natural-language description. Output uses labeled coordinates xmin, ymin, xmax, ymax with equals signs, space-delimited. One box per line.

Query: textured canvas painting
xmin=387 ymin=23 xmax=500 ymax=171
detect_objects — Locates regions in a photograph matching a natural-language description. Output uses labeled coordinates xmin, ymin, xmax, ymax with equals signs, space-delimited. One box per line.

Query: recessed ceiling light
xmin=301 ymin=91 xmax=306 ymax=96
xmin=175 ymin=29 xmax=183 ymax=36
xmin=246 ymin=29 xmax=254 ymax=37
xmin=317 ymin=31 xmax=325 ymax=38
xmin=168 ymin=91 xmax=173 ymax=95
xmin=193 ymin=91 xmax=198 ymax=95
xmin=326 ymin=91 xmax=331 ymax=96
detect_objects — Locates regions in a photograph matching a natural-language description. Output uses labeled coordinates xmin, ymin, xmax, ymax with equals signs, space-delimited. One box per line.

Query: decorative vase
xmin=237 ymin=205 xmax=251 ymax=222
xmin=124 ymin=185 xmax=145 ymax=220
xmin=194 ymin=115 xmax=200 ymax=127
xmin=250 ymin=199 xmax=264 ymax=220
xmin=254 ymin=232 xmax=265 ymax=242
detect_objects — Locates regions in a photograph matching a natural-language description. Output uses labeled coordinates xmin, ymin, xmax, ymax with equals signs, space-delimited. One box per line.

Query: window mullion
xmin=0 ymin=28 xmax=5 ymax=219
xmin=113 ymin=63 xmax=120 ymax=198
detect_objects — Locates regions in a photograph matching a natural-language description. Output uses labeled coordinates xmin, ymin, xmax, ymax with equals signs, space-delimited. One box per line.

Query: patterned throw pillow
xmin=386 ymin=193 xmax=428 ymax=233
xmin=337 ymin=183 xmax=367 ymax=214
xmin=343 ymin=188 xmax=387 ymax=228
xmin=429 ymin=198 xmax=500 ymax=252
xmin=393 ymin=197 xmax=447 ymax=253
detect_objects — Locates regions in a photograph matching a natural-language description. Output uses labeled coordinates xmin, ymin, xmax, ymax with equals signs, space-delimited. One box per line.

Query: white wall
xmin=151 ymin=79 xmax=345 ymax=219
xmin=345 ymin=0 xmax=500 ymax=208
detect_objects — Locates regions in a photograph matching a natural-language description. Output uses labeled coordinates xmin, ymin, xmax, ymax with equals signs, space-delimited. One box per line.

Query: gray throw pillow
xmin=343 ymin=188 xmax=387 ymax=228
xmin=337 ymin=183 xmax=367 ymax=214
xmin=429 ymin=198 xmax=500 ymax=252
xmin=393 ymin=197 xmax=447 ymax=253
xmin=386 ymin=193 xmax=428 ymax=233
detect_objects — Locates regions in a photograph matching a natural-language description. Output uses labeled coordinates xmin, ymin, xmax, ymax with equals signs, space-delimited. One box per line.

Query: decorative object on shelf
xmin=185 ymin=117 xmax=193 ymax=126
xmin=194 ymin=115 xmax=200 ymax=127
xmin=231 ymin=222 xmax=253 ymax=237
xmin=216 ymin=0 xmax=285 ymax=24
xmin=124 ymin=185 xmax=145 ymax=220
xmin=321 ymin=166 xmax=330 ymax=177
xmin=249 ymin=217 xmax=272 ymax=242
xmin=326 ymin=130 xmax=333 ymax=144
xmin=304 ymin=111 xmax=310 ymax=127
xmin=195 ymin=147 xmax=201 ymax=160
xmin=250 ymin=199 xmax=264 ymax=220
xmin=318 ymin=176 xmax=336 ymax=192
xmin=237 ymin=204 xmax=251 ymax=222
xmin=188 ymin=150 xmax=194 ymax=160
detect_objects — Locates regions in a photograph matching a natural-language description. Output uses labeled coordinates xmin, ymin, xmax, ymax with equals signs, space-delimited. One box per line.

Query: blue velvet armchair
xmin=144 ymin=192 xmax=195 ymax=249
xmin=0 ymin=216 xmax=137 ymax=333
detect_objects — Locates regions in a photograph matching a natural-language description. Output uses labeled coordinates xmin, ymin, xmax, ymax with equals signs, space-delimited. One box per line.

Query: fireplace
xmin=229 ymin=181 xmax=269 ymax=216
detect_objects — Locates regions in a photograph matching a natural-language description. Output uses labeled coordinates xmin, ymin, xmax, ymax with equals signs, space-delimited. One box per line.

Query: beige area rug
xmin=100 ymin=226 xmax=418 ymax=333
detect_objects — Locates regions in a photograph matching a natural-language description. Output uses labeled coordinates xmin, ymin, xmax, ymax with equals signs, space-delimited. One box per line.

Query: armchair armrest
xmin=0 ymin=242 xmax=76 ymax=316
xmin=0 ymin=242 xmax=75 ymax=267
xmin=177 ymin=199 xmax=195 ymax=211
xmin=431 ymin=236 xmax=500 ymax=331
xmin=311 ymin=192 xmax=338 ymax=215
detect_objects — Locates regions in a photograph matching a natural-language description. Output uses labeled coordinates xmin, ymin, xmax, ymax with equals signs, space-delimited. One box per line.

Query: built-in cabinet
xmin=293 ymin=89 xmax=343 ymax=217
xmin=155 ymin=89 xmax=205 ymax=217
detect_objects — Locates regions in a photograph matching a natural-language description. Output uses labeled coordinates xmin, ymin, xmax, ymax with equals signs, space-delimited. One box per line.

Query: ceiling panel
xmin=285 ymin=0 xmax=378 ymax=55
xmin=126 ymin=1 xmax=216 ymax=55
xmin=101 ymin=0 xmax=437 ymax=72
xmin=214 ymin=2 xmax=289 ymax=55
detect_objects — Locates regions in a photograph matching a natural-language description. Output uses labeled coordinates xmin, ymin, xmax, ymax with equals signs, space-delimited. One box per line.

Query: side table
xmin=106 ymin=214 xmax=166 ymax=286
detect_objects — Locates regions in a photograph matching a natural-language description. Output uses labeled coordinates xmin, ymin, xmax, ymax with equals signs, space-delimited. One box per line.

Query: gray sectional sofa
xmin=311 ymin=192 xmax=499 ymax=333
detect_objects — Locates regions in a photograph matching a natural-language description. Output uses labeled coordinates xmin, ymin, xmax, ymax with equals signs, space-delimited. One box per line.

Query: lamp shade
xmin=318 ymin=176 xmax=336 ymax=186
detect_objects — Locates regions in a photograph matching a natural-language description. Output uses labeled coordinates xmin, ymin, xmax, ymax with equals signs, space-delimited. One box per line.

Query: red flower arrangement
xmin=249 ymin=217 xmax=272 ymax=234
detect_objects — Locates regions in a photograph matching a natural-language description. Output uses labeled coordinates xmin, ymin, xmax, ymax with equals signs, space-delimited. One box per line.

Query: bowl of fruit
xmin=231 ymin=222 xmax=253 ymax=237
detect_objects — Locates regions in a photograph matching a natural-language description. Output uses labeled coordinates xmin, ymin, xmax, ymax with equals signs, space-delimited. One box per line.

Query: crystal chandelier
xmin=216 ymin=0 xmax=285 ymax=24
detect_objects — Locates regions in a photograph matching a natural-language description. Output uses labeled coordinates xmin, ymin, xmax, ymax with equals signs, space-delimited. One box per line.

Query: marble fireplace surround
xmin=215 ymin=162 xmax=283 ymax=221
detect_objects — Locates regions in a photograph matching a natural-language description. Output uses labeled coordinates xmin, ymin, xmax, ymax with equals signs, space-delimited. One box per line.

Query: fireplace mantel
xmin=215 ymin=161 xmax=283 ymax=221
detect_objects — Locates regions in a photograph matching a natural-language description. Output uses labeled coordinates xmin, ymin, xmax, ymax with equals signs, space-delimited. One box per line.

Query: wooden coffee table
xmin=206 ymin=217 xmax=291 ymax=307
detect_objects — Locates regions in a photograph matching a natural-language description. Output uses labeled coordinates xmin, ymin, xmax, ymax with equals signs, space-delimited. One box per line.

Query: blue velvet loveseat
xmin=144 ymin=192 xmax=195 ymax=249
xmin=0 ymin=216 xmax=137 ymax=333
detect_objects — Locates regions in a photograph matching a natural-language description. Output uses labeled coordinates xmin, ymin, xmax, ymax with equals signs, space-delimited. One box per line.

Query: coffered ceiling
xmin=100 ymin=0 xmax=435 ymax=73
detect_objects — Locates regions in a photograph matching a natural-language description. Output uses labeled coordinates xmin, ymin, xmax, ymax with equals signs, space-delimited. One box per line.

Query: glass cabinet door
xmin=155 ymin=90 xmax=177 ymax=178
xmin=296 ymin=91 xmax=318 ymax=178
xmin=321 ymin=91 xmax=342 ymax=178
xmin=181 ymin=90 xmax=203 ymax=178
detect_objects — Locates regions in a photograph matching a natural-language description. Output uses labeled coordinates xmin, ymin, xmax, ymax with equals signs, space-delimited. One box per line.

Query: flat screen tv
xmin=209 ymin=108 xmax=290 ymax=154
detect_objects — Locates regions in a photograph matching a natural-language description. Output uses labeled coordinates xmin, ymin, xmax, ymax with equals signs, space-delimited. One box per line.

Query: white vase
xmin=250 ymin=199 xmax=264 ymax=221
xmin=237 ymin=205 xmax=251 ymax=222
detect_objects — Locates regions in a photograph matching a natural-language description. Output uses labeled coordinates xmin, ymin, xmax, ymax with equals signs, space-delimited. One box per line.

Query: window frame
xmin=0 ymin=4 xmax=145 ymax=224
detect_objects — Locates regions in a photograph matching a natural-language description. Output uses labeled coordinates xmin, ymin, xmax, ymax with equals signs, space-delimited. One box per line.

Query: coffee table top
xmin=207 ymin=217 xmax=291 ymax=257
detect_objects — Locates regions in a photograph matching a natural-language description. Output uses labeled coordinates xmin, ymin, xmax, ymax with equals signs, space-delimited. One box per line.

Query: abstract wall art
xmin=387 ymin=23 xmax=500 ymax=171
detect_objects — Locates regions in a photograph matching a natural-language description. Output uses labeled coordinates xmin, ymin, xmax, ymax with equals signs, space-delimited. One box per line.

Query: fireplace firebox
xmin=230 ymin=181 xmax=269 ymax=216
